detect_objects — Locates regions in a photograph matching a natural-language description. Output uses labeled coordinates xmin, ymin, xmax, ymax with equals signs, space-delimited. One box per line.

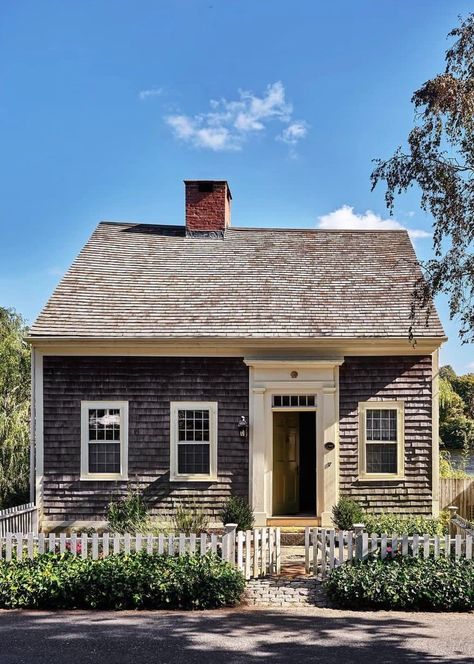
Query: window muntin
xmin=358 ymin=402 xmax=404 ymax=479
xmin=170 ymin=402 xmax=217 ymax=481
xmin=272 ymin=395 xmax=316 ymax=408
xmin=81 ymin=402 xmax=128 ymax=480
xmin=178 ymin=409 xmax=210 ymax=474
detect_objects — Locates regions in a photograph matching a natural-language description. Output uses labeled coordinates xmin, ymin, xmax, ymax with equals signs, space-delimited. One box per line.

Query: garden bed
xmin=0 ymin=551 xmax=245 ymax=610
xmin=325 ymin=555 xmax=474 ymax=612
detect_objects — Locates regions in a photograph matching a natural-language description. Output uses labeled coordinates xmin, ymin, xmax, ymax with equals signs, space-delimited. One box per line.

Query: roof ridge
xmin=97 ymin=221 xmax=409 ymax=234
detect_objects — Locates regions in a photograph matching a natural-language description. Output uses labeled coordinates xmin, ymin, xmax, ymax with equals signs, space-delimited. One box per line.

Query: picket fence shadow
xmin=305 ymin=527 xmax=474 ymax=578
xmin=0 ymin=525 xmax=281 ymax=581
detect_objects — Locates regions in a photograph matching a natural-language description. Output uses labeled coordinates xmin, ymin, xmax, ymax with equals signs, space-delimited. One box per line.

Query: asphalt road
xmin=0 ymin=607 xmax=473 ymax=663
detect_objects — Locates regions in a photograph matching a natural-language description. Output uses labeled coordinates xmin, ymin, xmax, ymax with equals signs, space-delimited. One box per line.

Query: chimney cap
xmin=183 ymin=180 xmax=232 ymax=199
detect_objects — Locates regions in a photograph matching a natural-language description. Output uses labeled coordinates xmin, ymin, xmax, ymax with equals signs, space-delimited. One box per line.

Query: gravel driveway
xmin=0 ymin=607 xmax=472 ymax=663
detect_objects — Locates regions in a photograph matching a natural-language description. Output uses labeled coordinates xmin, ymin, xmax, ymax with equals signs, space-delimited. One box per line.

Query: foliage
xmin=371 ymin=13 xmax=474 ymax=342
xmin=220 ymin=496 xmax=255 ymax=531
xmin=439 ymin=377 xmax=465 ymax=421
xmin=451 ymin=373 xmax=474 ymax=419
xmin=438 ymin=365 xmax=474 ymax=457
xmin=325 ymin=555 xmax=474 ymax=611
xmin=0 ymin=551 xmax=245 ymax=610
xmin=332 ymin=497 xmax=448 ymax=534
xmin=0 ymin=307 xmax=30 ymax=509
xmin=331 ymin=497 xmax=364 ymax=530
xmin=439 ymin=414 xmax=474 ymax=450
xmin=362 ymin=512 xmax=448 ymax=536
xmin=105 ymin=487 xmax=151 ymax=533
xmin=439 ymin=450 xmax=469 ymax=479
xmin=171 ymin=502 xmax=209 ymax=535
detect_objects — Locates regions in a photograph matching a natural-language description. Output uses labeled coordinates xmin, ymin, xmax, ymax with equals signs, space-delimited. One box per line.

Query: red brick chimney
xmin=184 ymin=180 xmax=232 ymax=235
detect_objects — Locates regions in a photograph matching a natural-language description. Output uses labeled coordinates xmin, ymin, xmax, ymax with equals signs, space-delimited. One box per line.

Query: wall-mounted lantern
xmin=238 ymin=416 xmax=249 ymax=439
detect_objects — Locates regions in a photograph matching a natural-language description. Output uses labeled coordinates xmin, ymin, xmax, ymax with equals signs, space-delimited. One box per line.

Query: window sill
xmin=80 ymin=474 xmax=128 ymax=482
xmin=357 ymin=475 xmax=405 ymax=482
xmin=169 ymin=475 xmax=217 ymax=483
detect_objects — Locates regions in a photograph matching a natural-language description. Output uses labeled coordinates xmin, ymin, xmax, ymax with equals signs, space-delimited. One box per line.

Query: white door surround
xmin=244 ymin=358 xmax=343 ymax=527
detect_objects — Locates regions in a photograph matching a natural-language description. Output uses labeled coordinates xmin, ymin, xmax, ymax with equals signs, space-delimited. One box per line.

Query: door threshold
xmin=267 ymin=516 xmax=320 ymax=527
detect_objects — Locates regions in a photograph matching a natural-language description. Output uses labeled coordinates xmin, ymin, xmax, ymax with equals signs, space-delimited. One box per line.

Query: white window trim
xmin=358 ymin=401 xmax=405 ymax=481
xmin=170 ymin=401 xmax=218 ymax=482
xmin=80 ymin=401 xmax=129 ymax=481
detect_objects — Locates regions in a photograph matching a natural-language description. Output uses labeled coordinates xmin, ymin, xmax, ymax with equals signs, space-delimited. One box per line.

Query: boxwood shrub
xmin=0 ymin=552 xmax=245 ymax=610
xmin=325 ymin=556 xmax=474 ymax=611
xmin=362 ymin=513 xmax=448 ymax=537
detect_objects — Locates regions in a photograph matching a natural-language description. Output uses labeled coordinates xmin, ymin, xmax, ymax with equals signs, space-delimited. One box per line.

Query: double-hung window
xmin=80 ymin=401 xmax=128 ymax=480
xmin=358 ymin=401 xmax=404 ymax=479
xmin=170 ymin=402 xmax=218 ymax=481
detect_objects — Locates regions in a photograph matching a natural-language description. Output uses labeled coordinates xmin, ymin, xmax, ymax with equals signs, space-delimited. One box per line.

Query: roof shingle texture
xmin=30 ymin=222 xmax=445 ymax=339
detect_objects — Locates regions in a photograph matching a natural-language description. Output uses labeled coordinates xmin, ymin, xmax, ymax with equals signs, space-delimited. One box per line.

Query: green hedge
xmin=325 ymin=556 xmax=474 ymax=611
xmin=0 ymin=552 xmax=245 ymax=610
xmin=362 ymin=513 xmax=448 ymax=536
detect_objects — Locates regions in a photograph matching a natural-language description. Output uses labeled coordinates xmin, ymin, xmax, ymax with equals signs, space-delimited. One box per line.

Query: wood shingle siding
xmin=339 ymin=356 xmax=433 ymax=514
xmin=42 ymin=356 xmax=249 ymax=524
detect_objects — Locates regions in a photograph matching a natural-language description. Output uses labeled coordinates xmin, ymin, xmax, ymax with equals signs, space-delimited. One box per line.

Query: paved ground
xmin=0 ymin=607 xmax=473 ymax=663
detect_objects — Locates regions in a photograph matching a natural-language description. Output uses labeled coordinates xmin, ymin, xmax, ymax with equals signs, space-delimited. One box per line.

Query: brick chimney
xmin=184 ymin=180 xmax=232 ymax=236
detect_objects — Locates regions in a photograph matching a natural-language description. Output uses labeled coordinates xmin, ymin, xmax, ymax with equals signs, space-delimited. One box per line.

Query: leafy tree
xmin=0 ymin=307 xmax=30 ymax=508
xmin=371 ymin=13 xmax=474 ymax=342
xmin=439 ymin=414 xmax=474 ymax=450
xmin=439 ymin=376 xmax=464 ymax=421
xmin=451 ymin=373 xmax=474 ymax=418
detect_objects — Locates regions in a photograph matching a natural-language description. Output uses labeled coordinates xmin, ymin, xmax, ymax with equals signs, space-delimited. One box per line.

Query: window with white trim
xmin=170 ymin=402 xmax=217 ymax=481
xmin=358 ymin=401 xmax=404 ymax=479
xmin=80 ymin=401 xmax=128 ymax=480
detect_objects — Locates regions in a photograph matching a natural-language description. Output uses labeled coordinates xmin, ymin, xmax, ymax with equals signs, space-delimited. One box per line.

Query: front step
xmin=267 ymin=516 xmax=320 ymax=527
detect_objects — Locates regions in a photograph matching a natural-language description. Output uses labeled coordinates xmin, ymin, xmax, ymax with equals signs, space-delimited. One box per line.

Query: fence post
xmin=224 ymin=523 xmax=237 ymax=566
xmin=448 ymin=505 xmax=458 ymax=537
xmin=354 ymin=523 xmax=365 ymax=561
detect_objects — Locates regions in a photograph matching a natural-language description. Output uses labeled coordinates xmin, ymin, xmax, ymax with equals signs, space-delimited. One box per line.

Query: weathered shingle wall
xmin=42 ymin=356 xmax=249 ymax=524
xmin=339 ymin=356 xmax=433 ymax=514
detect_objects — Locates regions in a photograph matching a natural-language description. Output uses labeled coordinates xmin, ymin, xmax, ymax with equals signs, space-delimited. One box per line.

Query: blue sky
xmin=1 ymin=0 xmax=472 ymax=372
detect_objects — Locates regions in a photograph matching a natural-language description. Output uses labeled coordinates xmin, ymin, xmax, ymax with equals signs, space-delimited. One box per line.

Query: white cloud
xmin=165 ymin=81 xmax=308 ymax=152
xmin=139 ymin=88 xmax=163 ymax=100
xmin=278 ymin=121 xmax=309 ymax=145
xmin=467 ymin=361 xmax=474 ymax=372
xmin=317 ymin=205 xmax=431 ymax=240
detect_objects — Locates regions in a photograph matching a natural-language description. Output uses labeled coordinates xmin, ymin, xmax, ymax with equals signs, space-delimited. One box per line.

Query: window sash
xmin=80 ymin=401 xmax=128 ymax=480
xmin=170 ymin=402 xmax=217 ymax=481
xmin=358 ymin=402 xmax=404 ymax=479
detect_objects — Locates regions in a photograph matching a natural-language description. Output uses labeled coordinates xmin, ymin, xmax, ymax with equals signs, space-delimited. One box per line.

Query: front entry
xmin=272 ymin=411 xmax=316 ymax=515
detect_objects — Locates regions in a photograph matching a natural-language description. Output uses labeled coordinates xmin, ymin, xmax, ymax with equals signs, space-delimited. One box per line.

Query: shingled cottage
xmin=28 ymin=180 xmax=445 ymax=530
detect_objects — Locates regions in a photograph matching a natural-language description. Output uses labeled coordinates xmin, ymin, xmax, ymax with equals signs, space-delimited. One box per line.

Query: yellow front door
xmin=273 ymin=412 xmax=299 ymax=515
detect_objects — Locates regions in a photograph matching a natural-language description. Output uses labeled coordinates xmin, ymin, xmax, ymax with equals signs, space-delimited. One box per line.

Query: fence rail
xmin=0 ymin=503 xmax=38 ymax=537
xmin=305 ymin=527 xmax=473 ymax=578
xmin=0 ymin=526 xmax=280 ymax=580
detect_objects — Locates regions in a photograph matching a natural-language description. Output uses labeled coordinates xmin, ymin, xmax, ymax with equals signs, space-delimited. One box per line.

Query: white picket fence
xmin=0 ymin=525 xmax=280 ymax=580
xmin=305 ymin=527 xmax=474 ymax=578
xmin=0 ymin=503 xmax=38 ymax=537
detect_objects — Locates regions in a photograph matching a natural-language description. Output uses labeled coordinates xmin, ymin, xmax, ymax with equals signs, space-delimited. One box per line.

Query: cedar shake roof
xmin=30 ymin=222 xmax=445 ymax=339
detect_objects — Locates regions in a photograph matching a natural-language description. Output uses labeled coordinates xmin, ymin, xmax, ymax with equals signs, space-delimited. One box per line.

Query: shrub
xmin=171 ymin=502 xmax=209 ymax=535
xmin=439 ymin=450 xmax=469 ymax=479
xmin=220 ymin=496 xmax=254 ymax=531
xmin=332 ymin=497 xmax=364 ymax=530
xmin=106 ymin=487 xmax=150 ymax=533
xmin=0 ymin=552 xmax=245 ymax=610
xmin=325 ymin=555 xmax=474 ymax=611
xmin=362 ymin=513 xmax=448 ymax=536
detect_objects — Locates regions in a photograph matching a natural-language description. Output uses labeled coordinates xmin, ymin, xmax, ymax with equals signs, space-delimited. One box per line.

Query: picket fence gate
xmin=0 ymin=503 xmax=38 ymax=537
xmin=305 ymin=527 xmax=473 ymax=578
xmin=0 ymin=526 xmax=280 ymax=580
